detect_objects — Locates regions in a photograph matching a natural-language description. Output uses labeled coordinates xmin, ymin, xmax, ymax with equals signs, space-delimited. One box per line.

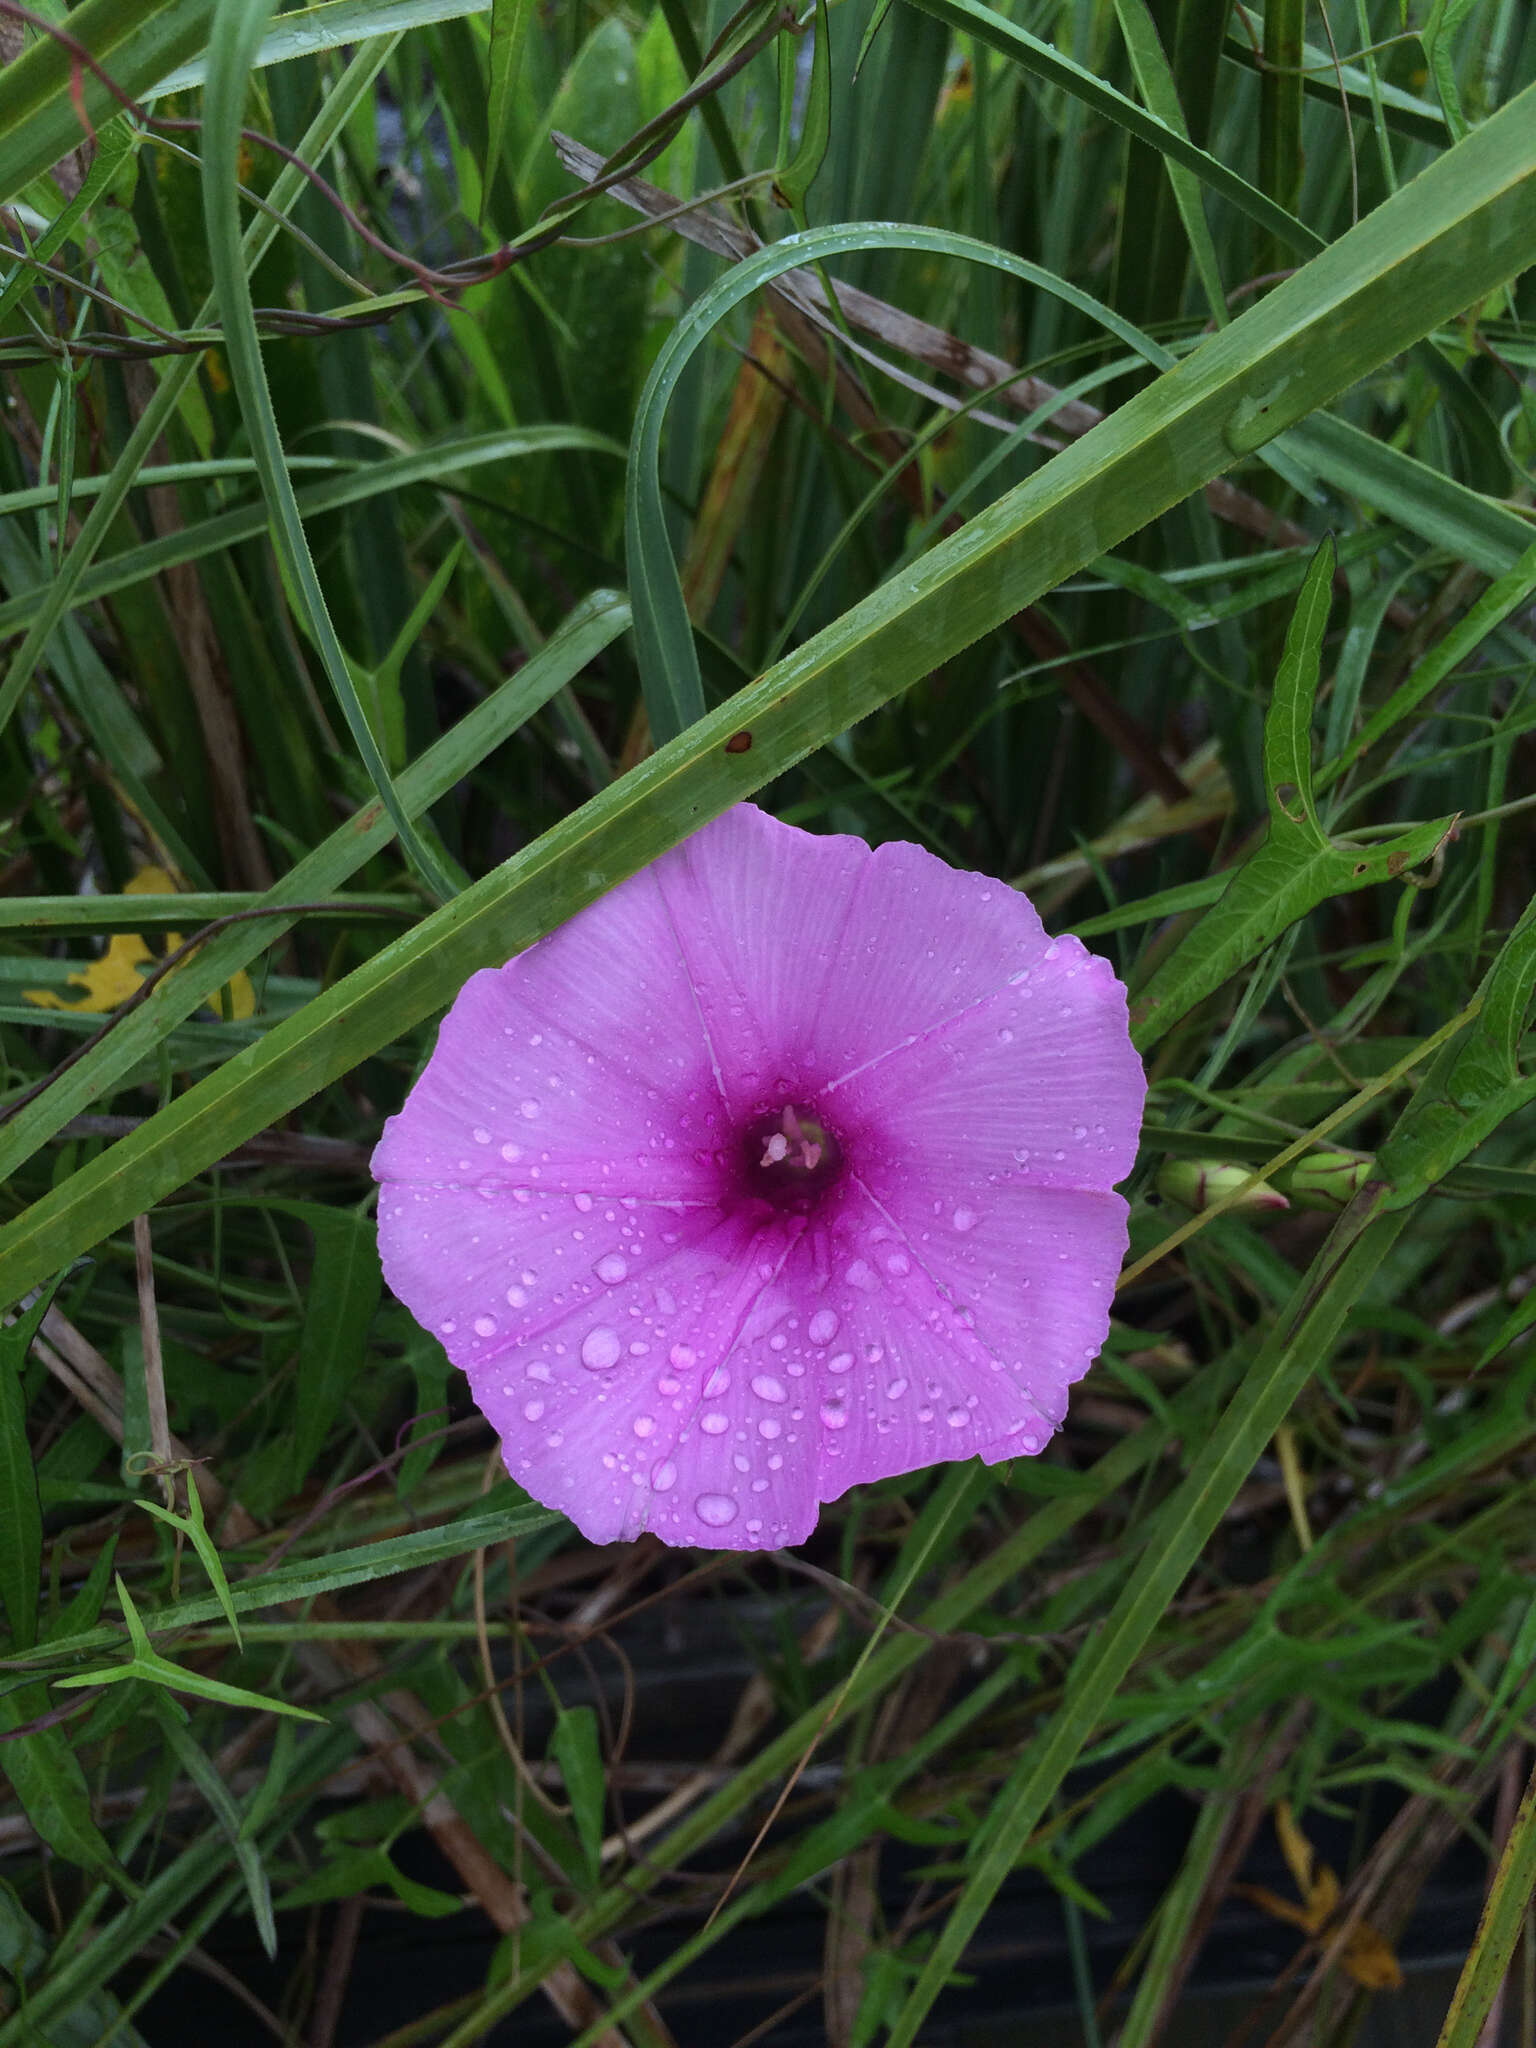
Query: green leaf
xmin=628 ymin=220 xmax=1170 ymax=743
xmin=1435 ymin=1756 xmax=1536 ymax=2048
xmin=550 ymin=1705 xmax=606 ymax=1883
xmin=0 ymin=590 xmax=629 ymax=1184
xmin=284 ymin=1206 xmax=383 ymax=1488
xmin=0 ymin=38 xmax=400 ymax=747
xmin=901 ymin=0 xmax=1320 ymax=255
xmin=5 ymin=86 xmax=1536 ymax=1299
xmin=1110 ymin=0 xmax=1227 ymax=324
xmin=0 ymin=0 xmax=215 ymax=205
xmin=151 ymin=1695 xmax=277 ymax=1958
xmin=483 ymin=0 xmax=535 ymax=214
xmin=0 ymin=1684 xmax=120 ymax=1876
xmin=0 ymin=1276 xmax=65 ymax=1649
xmin=1128 ymin=540 xmax=1456 ymax=1049
xmin=774 ymin=0 xmax=830 ymax=213
xmin=53 ymin=1579 xmax=326 ymax=1720
xmin=137 ymin=1472 xmax=243 ymax=1649
xmin=202 ymin=0 xmax=456 ymax=900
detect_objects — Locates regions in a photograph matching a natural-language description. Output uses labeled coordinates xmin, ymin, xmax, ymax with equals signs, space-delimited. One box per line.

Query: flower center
xmin=742 ymin=1103 xmax=843 ymax=1207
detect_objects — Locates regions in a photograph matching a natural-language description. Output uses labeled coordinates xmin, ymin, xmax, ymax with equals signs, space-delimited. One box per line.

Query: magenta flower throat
xmin=371 ymin=806 xmax=1146 ymax=1551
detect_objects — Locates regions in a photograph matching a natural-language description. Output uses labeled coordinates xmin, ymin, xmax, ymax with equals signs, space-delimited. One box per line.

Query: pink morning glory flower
xmin=372 ymin=805 xmax=1145 ymax=1551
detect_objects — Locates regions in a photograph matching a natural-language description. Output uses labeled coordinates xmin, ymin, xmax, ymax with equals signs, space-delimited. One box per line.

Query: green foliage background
xmin=0 ymin=0 xmax=1534 ymax=2042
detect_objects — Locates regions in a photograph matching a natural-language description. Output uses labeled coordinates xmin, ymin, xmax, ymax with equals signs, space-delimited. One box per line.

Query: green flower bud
xmin=1155 ymin=1159 xmax=1290 ymax=1214
xmin=1278 ymin=1148 xmax=1372 ymax=1212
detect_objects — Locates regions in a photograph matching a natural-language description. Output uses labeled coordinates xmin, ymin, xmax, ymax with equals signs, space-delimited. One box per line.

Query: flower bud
xmin=1278 ymin=1149 xmax=1371 ymax=1212
xmin=1155 ymin=1159 xmax=1289 ymax=1214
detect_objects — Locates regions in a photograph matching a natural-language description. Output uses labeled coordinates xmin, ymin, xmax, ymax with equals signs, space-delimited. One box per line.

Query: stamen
xmin=741 ymin=1102 xmax=843 ymax=1206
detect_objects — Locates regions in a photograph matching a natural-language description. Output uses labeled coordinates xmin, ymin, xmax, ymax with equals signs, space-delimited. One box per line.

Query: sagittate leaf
xmin=1128 ymin=540 xmax=1456 ymax=1052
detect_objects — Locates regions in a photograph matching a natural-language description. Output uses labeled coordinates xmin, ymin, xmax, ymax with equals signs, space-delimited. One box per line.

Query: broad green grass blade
xmin=0 ymin=591 xmax=630 ymax=1181
xmin=3 ymin=85 xmax=1536 ymax=1302
xmin=0 ymin=0 xmax=215 ymax=204
xmin=149 ymin=0 xmax=492 ymax=92
xmin=1434 ymin=1754 xmax=1536 ymax=2047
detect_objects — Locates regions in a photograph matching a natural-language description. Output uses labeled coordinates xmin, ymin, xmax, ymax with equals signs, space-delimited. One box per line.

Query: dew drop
xmin=695 ymin=1493 xmax=739 ymax=1528
xmin=886 ymin=1377 xmax=908 ymax=1400
xmin=819 ymin=1401 xmax=848 ymax=1431
xmin=574 ymin=1191 xmax=593 ymax=1213
xmin=845 ymin=1259 xmax=874 ymax=1288
xmin=526 ymin=1361 xmax=551 ymax=1383
xmin=581 ymin=1327 xmax=621 ymax=1371
xmin=827 ymin=1351 xmax=854 ymax=1375
xmin=808 ymin=1309 xmax=839 ymax=1346
xmin=595 ymin=1253 xmax=628 ymax=1284
xmin=520 ymin=1099 xmax=540 ymax=1119
xmin=439 ymin=1319 xmax=457 ymax=1336
xmin=505 ymin=1285 xmax=526 ymax=1308
xmin=474 ymin=1314 xmax=498 ymax=1338
xmin=651 ymin=1459 xmax=677 ymax=1493
xmin=701 ymin=1412 xmax=729 ymax=1435
xmin=751 ymin=1374 xmax=787 ymax=1404
xmin=670 ymin=1343 xmax=697 ymax=1369
xmin=472 ymin=1126 xmax=490 ymax=1145
xmin=632 ymin=1414 xmax=656 ymax=1439
xmin=952 ymin=1207 xmax=979 ymax=1233
xmin=885 ymin=1249 xmax=911 ymax=1277
xmin=947 ymin=1407 xmax=969 ymax=1429
xmin=523 ymin=1398 xmax=545 ymax=1422
xmin=500 ymin=1141 xmax=522 ymax=1163
xmin=758 ymin=1417 xmax=782 ymax=1439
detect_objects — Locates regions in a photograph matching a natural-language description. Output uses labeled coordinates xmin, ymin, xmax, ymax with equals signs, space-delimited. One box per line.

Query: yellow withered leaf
xmin=25 ymin=867 xmax=255 ymax=1021
xmin=1236 ymin=1801 xmax=1403 ymax=1993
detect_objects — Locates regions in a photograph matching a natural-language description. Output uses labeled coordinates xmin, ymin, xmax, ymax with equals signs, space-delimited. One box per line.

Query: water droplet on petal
xmin=947 ymin=1407 xmax=969 ymax=1429
xmin=523 ymin=1398 xmax=545 ymax=1422
xmin=809 ymin=1309 xmax=839 ymax=1345
xmin=885 ymin=1249 xmax=910 ymax=1277
xmin=520 ymin=1099 xmax=540 ymax=1119
xmin=758 ymin=1417 xmax=781 ymax=1439
xmin=701 ymin=1412 xmax=729 ymax=1435
xmin=845 ymin=1259 xmax=874 ymax=1288
xmin=500 ymin=1142 xmax=521 ymax=1163
xmin=472 ymin=1126 xmax=490 ymax=1145
xmin=651 ymin=1459 xmax=677 ymax=1493
xmin=474 ymin=1314 xmax=497 ymax=1338
xmin=952 ymin=1207 xmax=978 ymax=1233
xmin=581 ymin=1327 xmax=621 ymax=1371
xmin=819 ymin=1401 xmax=848 ymax=1430
xmin=595 ymin=1253 xmax=628 ymax=1284
xmin=670 ymin=1343 xmax=696 ymax=1369
xmin=632 ymin=1414 xmax=655 ymax=1438
xmin=886 ymin=1377 xmax=908 ymax=1399
xmin=505 ymin=1285 xmax=526 ymax=1308
xmin=751 ymin=1374 xmax=787 ymax=1404
xmin=827 ymin=1351 xmax=854 ymax=1376
xmin=695 ymin=1493 xmax=739 ymax=1528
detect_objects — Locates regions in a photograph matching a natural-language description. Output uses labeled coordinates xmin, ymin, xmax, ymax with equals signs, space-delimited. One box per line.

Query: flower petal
xmin=650 ymin=806 xmax=873 ymax=1114
xmin=376 ymin=1177 xmax=822 ymax=1546
xmin=827 ymin=932 xmax=1145 ymax=1194
xmin=371 ymin=875 xmax=728 ymax=1201
xmin=850 ymin=1174 xmax=1129 ymax=1462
